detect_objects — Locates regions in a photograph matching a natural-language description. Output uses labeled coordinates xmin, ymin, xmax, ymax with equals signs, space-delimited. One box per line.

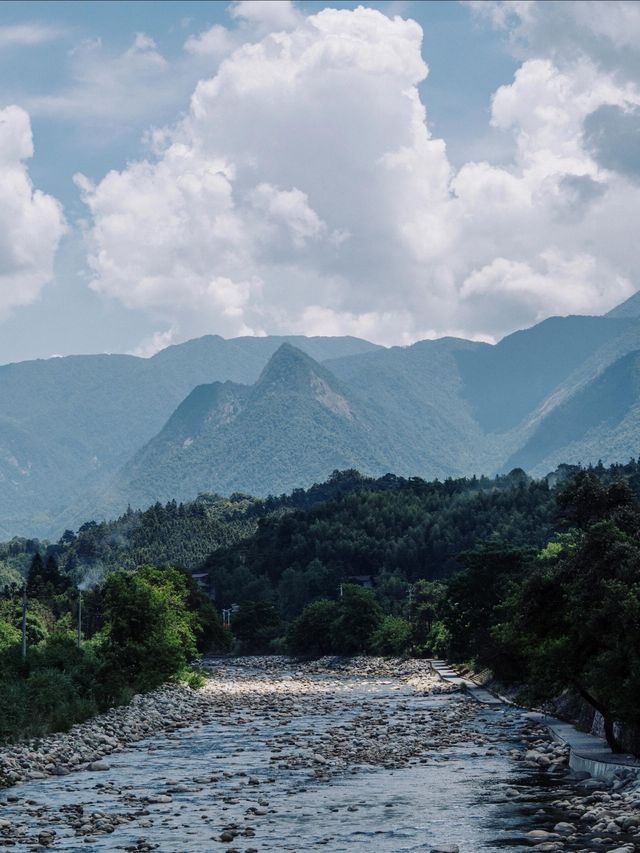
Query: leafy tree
xmin=444 ymin=543 xmax=535 ymax=670
xmin=496 ymin=520 xmax=640 ymax=752
xmin=99 ymin=565 xmax=199 ymax=698
xmin=231 ymin=601 xmax=281 ymax=654
xmin=331 ymin=585 xmax=382 ymax=654
xmin=410 ymin=580 xmax=447 ymax=654
xmin=370 ymin=616 xmax=411 ymax=656
xmin=287 ymin=599 xmax=340 ymax=656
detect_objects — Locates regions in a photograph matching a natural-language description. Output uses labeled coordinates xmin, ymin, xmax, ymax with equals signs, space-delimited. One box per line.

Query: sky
xmin=0 ymin=0 xmax=639 ymax=364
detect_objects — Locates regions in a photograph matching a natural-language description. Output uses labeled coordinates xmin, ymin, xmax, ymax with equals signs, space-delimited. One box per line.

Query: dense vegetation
xmin=2 ymin=459 xmax=640 ymax=754
xmin=203 ymin=467 xmax=556 ymax=618
xmin=233 ymin=463 xmax=639 ymax=755
xmin=0 ymin=494 xmax=260 ymax=592
xmin=0 ymin=558 xmax=229 ymax=743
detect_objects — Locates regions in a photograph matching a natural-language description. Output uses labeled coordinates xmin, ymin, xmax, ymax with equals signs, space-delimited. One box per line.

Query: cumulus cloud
xmin=465 ymin=1 xmax=640 ymax=78
xmin=583 ymin=102 xmax=640 ymax=180
xmin=76 ymin=4 xmax=639 ymax=344
xmin=0 ymin=106 xmax=66 ymax=318
xmin=459 ymin=252 xmax=632 ymax=333
xmin=229 ymin=1 xmax=302 ymax=32
xmin=184 ymin=25 xmax=236 ymax=58
xmin=130 ymin=327 xmax=177 ymax=358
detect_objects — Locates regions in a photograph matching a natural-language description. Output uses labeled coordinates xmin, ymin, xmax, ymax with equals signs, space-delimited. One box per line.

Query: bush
xmin=370 ymin=616 xmax=411 ymax=656
xmin=0 ymin=680 xmax=28 ymax=741
xmin=0 ymin=619 xmax=19 ymax=653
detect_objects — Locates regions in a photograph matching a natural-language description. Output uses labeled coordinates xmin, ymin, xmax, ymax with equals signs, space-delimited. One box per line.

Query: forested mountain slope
xmin=112 ymin=344 xmax=396 ymax=511
xmin=3 ymin=300 xmax=640 ymax=538
xmin=0 ymin=335 xmax=379 ymax=535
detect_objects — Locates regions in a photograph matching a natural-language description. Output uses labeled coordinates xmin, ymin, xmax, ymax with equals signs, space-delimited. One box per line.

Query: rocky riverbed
xmin=0 ymin=657 xmax=638 ymax=852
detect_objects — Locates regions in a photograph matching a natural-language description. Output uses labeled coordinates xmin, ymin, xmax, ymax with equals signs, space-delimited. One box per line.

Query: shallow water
xmin=0 ymin=670 xmax=563 ymax=852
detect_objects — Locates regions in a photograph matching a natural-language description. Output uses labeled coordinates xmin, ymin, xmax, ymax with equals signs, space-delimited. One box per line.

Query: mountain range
xmin=2 ymin=294 xmax=640 ymax=538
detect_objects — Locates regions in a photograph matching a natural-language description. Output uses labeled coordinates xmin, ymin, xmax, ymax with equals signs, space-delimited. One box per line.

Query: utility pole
xmin=77 ymin=588 xmax=82 ymax=649
xmin=21 ymin=585 xmax=27 ymax=661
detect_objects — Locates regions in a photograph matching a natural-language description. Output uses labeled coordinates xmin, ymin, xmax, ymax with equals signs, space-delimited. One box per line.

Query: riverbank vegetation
xmin=1 ymin=459 xmax=639 ymax=753
xmin=0 ymin=562 xmax=229 ymax=742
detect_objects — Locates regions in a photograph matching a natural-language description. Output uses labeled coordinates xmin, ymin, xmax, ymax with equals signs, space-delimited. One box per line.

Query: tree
xmin=410 ymin=580 xmax=447 ymax=654
xmin=444 ymin=543 xmax=534 ymax=668
xmin=287 ymin=599 xmax=340 ymax=656
xmin=26 ymin=553 xmax=45 ymax=595
xmin=331 ymin=585 xmax=382 ymax=654
xmin=100 ymin=565 xmax=198 ymax=698
xmin=231 ymin=601 xmax=281 ymax=654
xmin=497 ymin=522 xmax=640 ymax=752
xmin=370 ymin=616 xmax=411 ymax=656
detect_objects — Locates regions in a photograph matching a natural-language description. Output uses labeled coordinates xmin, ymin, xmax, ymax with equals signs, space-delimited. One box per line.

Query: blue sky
xmin=0 ymin=0 xmax=638 ymax=363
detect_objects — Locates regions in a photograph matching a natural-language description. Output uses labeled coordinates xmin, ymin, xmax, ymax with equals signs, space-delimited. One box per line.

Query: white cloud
xmin=229 ymin=1 xmax=302 ymax=32
xmin=465 ymin=1 xmax=640 ymax=78
xmin=460 ymin=252 xmax=632 ymax=332
xmin=130 ymin=327 xmax=176 ymax=358
xmin=184 ymin=25 xmax=236 ymax=58
xmin=0 ymin=23 xmax=66 ymax=48
xmin=76 ymin=4 xmax=640 ymax=345
xmin=26 ymin=33 xmax=172 ymax=126
xmin=0 ymin=106 xmax=66 ymax=318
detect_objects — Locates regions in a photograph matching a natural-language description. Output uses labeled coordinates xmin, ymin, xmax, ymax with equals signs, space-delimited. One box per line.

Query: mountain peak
xmin=254 ymin=343 xmax=353 ymax=420
xmin=256 ymin=342 xmax=319 ymax=384
xmin=606 ymin=289 xmax=640 ymax=319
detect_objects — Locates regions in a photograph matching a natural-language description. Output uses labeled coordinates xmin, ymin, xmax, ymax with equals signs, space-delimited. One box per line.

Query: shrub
xmin=370 ymin=616 xmax=412 ymax=656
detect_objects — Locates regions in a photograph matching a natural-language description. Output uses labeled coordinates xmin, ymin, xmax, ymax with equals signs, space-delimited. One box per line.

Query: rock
xmin=527 ymin=830 xmax=561 ymax=841
xmin=147 ymin=794 xmax=172 ymax=804
xmin=88 ymin=761 xmax=110 ymax=771
xmin=219 ymin=830 xmax=236 ymax=842
xmin=430 ymin=846 xmax=459 ymax=853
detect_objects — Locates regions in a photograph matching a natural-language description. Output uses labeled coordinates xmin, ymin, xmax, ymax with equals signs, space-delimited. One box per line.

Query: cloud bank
xmin=0 ymin=105 xmax=66 ymax=318
xmin=75 ymin=1 xmax=640 ymax=348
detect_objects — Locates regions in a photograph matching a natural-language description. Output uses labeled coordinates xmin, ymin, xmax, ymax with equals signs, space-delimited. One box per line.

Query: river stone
xmin=147 ymin=794 xmax=172 ymax=803
xmin=553 ymin=822 xmax=575 ymax=834
xmin=430 ymin=847 xmax=459 ymax=852
xmin=88 ymin=761 xmax=110 ymax=771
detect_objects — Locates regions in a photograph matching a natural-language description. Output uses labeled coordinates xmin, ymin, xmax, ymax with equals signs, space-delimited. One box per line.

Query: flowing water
xmin=0 ymin=663 xmax=575 ymax=852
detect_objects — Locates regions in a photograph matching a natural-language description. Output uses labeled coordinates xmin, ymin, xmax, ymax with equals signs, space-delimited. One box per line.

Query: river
xmin=0 ymin=658 xmax=602 ymax=852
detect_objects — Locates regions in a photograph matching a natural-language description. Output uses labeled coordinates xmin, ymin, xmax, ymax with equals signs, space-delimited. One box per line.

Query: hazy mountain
xmin=115 ymin=344 xmax=392 ymax=510
xmin=504 ymin=349 xmax=640 ymax=474
xmin=0 ymin=335 xmax=379 ymax=535
xmin=3 ymin=297 xmax=640 ymax=538
xmin=606 ymin=290 xmax=640 ymax=319
xmin=326 ymin=337 xmax=497 ymax=476
xmin=109 ymin=310 xmax=640 ymax=517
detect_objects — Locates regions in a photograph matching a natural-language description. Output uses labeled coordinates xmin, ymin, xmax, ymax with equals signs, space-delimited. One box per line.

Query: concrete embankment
xmin=428 ymin=659 xmax=640 ymax=780
xmin=430 ymin=658 xmax=640 ymax=852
